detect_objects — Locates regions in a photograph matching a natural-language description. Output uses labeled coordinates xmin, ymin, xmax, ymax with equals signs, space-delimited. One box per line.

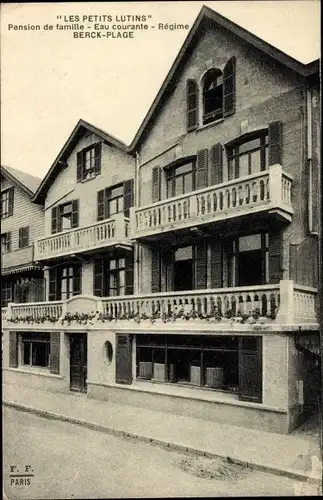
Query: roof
xmin=1 ymin=164 xmax=42 ymax=196
xmin=33 ymin=119 xmax=129 ymax=204
xmin=128 ymin=5 xmax=320 ymax=152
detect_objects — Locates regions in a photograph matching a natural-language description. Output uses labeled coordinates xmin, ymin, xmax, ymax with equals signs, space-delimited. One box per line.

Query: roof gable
xmin=33 ymin=119 xmax=130 ymax=204
xmin=1 ymin=164 xmax=41 ymax=197
xmin=128 ymin=5 xmax=319 ymax=152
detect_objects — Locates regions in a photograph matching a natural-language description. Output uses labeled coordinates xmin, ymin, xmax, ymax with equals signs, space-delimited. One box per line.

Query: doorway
xmin=173 ymin=246 xmax=194 ymax=291
xmin=70 ymin=333 xmax=87 ymax=393
xmin=238 ymin=249 xmax=263 ymax=286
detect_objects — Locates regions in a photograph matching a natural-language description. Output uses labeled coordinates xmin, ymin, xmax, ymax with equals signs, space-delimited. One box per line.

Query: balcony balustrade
xmin=134 ymin=165 xmax=293 ymax=239
xmin=34 ymin=213 xmax=131 ymax=262
xmin=2 ymin=281 xmax=317 ymax=330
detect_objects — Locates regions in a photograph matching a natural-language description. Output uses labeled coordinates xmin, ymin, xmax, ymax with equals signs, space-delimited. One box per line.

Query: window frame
xmin=202 ymin=68 xmax=224 ymax=125
xmin=166 ymin=159 xmax=197 ymax=198
xmin=77 ymin=142 xmax=101 ymax=182
xmin=18 ymin=226 xmax=30 ymax=249
xmin=106 ymin=183 xmax=124 ymax=218
xmin=1 ymin=188 xmax=13 ymax=219
xmin=1 ymin=232 xmax=11 ymax=253
xmin=1 ymin=281 xmax=13 ymax=307
xmin=21 ymin=333 xmax=51 ymax=369
xmin=227 ymin=132 xmax=269 ymax=180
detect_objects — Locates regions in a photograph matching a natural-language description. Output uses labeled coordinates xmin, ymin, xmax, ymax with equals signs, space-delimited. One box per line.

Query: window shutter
xmin=125 ymin=253 xmax=134 ymax=295
xmin=7 ymin=231 xmax=12 ymax=252
xmin=18 ymin=228 xmax=23 ymax=248
xmin=116 ymin=334 xmax=133 ymax=384
xmin=187 ymin=79 xmax=199 ymax=131
xmin=73 ymin=265 xmax=82 ymax=296
xmin=93 ymin=259 xmax=104 ymax=296
xmin=239 ymin=336 xmax=262 ymax=403
xmin=195 ymin=241 xmax=207 ymax=289
xmin=151 ymin=248 xmax=161 ymax=293
xmin=51 ymin=207 xmax=58 ymax=234
xmin=8 ymin=187 xmax=14 ymax=216
xmin=223 ymin=57 xmax=236 ymax=117
xmin=210 ymin=144 xmax=223 ymax=185
xmin=94 ymin=143 xmax=102 ymax=175
xmin=50 ymin=332 xmax=61 ymax=375
xmin=123 ymin=179 xmax=134 ymax=218
xmin=25 ymin=227 xmax=29 ymax=246
xmin=49 ymin=268 xmax=58 ymax=301
xmin=76 ymin=151 xmax=83 ymax=182
xmin=269 ymin=230 xmax=283 ymax=283
xmin=9 ymin=332 xmax=18 ymax=368
xmin=210 ymin=240 xmax=222 ymax=288
xmin=97 ymin=189 xmax=105 ymax=221
xmin=268 ymin=121 xmax=283 ymax=165
xmin=152 ymin=166 xmax=161 ymax=203
xmin=71 ymin=200 xmax=79 ymax=228
xmin=196 ymin=149 xmax=208 ymax=190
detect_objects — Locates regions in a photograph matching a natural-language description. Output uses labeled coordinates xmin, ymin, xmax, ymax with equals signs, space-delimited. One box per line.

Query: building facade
xmin=1 ymin=165 xmax=45 ymax=316
xmin=2 ymin=7 xmax=321 ymax=434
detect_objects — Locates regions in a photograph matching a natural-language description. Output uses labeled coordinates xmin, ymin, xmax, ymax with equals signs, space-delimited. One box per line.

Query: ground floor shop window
xmin=135 ymin=334 xmax=262 ymax=402
xmin=21 ymin=333 xmax=50 ymax=368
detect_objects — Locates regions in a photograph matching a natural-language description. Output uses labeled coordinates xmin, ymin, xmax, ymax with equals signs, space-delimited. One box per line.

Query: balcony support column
xmin=276 ymin=280 xmax=294 ymax=324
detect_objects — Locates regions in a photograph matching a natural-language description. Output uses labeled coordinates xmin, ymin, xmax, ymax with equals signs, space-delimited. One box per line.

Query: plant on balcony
xmin=61 ymin=311 xmax=98 ymax=326
xmin=8 ymin=314 xmax=58 ymax=324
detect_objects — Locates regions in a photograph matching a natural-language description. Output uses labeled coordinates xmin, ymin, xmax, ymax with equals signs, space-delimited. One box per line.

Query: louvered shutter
xmin=223 ymin=57 xmax=236 ymax=117
xmin=94 ymin=143 xmax=102 ymax=175
xmin=116 ymin=334 xmax=133 ymax=384
xmin=195 ymin=241 xmax=207 ymax=289
xmin=210 ymin=241 xmax=222 ymax=288
xmin=8 ymin=187 xmax=14 ymax=216
xmin=123 ymin=179 xmax=134 ymax=218
xmin=152 ymin=166 xmax=161 ymax=203
xmin=239 ymin=336 xmax=262 ymax=403
xmin=125 ymin=253 xmax=134 ymax=295
xmin=71 ymin=200 xmax=79 ymax=228
xmin=7 ymin=232 xmax=12 ymax=252
xmin=97 ymin=189 xmax=105 ymax=221
xmin=49 ymin=268 xmax=59 ymax=301
xmin=268 ymin=121 xmax=283 ymax=165
xmin=73 ymin=265 xmax=82 ymax=296
xmin=93 ymin=259 xmax=104 ymax=296
xmin=151 ymin=249 xmax=161 ymax=293
xmin=186 ymin=79 xmax=199 ymax=131
xmin=51 ymin=207 xmax=58 ymax=234
xmin=269 ymin=230 xmax=283 ymax=283
xmin=210 ymin=144 xmax=223 ymax=185
xmin=50 ymin=332 xmax=60 ymax=375
xmin=196 ymin=149 xmax=208 ymax=189
xmin=76 ymin=151 xmax=83 ymax=182
xmin=9 ymin=332 xmax=18 ymax=368
xmin=18 ymin=228 xmax=23 ymax=248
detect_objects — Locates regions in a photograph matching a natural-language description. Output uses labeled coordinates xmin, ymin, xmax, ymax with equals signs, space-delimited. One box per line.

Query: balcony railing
xmin=34 ymin=213 xmax=131 ymax=261
xmin=2 ymin=281 xmax=318 ymax=329
xmin=134 ymin=165 xmax=293 ymax=239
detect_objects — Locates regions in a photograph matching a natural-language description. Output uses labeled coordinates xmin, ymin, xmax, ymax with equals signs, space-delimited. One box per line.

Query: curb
xmin=4 ymin=401 xmax=321 ymax=485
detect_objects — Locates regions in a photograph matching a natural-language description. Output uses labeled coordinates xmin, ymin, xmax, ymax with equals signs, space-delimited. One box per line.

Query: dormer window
xmin=77 ymin=142 xmax=102 ymax=182
xmin=186 ymin=56 xmax=236 ymax=131
xmin=203 ymin=69 xmax=223 ymax=124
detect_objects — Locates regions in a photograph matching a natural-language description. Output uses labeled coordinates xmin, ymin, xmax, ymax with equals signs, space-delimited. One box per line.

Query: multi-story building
xmin=2 ymin=7 xmax=320 ymax=434
xmin=1 ymin=165 xmax=45 ymax=317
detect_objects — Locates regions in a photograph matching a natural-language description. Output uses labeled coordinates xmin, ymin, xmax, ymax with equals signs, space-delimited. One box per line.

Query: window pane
xmin=175 ymin=177 xmax=183 ymax=196
xmin=108 ymin=199 xmax=117 ymax=216
xmin=184 ymin=173 xmax=193 ymax=193
xmin=119 ymin=270 xmax=125 ymax=287
xmin=239 ymin=234 xmax=262 ymax=252
xmin=167 ymin=179 xmax=173 ymax=197
xmin=32 ymin=342 xmax=49 ymax=367
xmin=62 ymin=214 xmax=72 ymax=230
xmin=175 ymin=162 xmax=193 ymax=175
xmin=109 ymin=273 xmax=117 ymax=289
xmin=239 ymin=138 xmax=261 ymax=154
xmin=109 ymin=260 xmax=116 ymax=270
xmin=23 ymin=342 xmax=30 ymax=364
xmin=239 ymin=154 xmax=249 ymax=177
xmin=109 ymin=186 xmax=124 ymax=198
xmin=119 ymin=258 xmax=125 ymax=268
xmin=250 ymin=150 xmax=261 ymax=175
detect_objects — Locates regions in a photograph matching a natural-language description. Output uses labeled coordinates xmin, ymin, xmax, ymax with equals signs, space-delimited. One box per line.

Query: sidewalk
xmin=3 ymin=382 xmax=322 ymax=484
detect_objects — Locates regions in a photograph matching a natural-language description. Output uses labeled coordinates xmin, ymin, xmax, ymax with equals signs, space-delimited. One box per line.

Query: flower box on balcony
xmin=205 ymin=367 xmax=224 ymax=389
xmin=153 ymin=363 xmax=166 ymax=381
xmin=190 ymin=365 xmax=201 ymax=386
xmin=138 ymin=362 xmax=152 ymax=379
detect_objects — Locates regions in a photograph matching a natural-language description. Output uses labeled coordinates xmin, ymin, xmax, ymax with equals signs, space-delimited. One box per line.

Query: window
xmin=1 ymin=232 xmax=11 ymax=253
xmin=107 ymin=184 xmax=124 ymax=216
xmin=21 ymin=333 xmax=50 ymax=368
xmin=1 ymin=187 xmax=14 ymax=218
xmin=51 ymin=200 xmax=79 ymax=234
xmin=166 ymin=160 xmax=196 ymax=198
xmin=97 ymin=180 xmax=134 ymax=220
xmin=94 ymin=252 xmax=134 ymax=297
xmin=104 ymin=341 xmax=113 ymax=365
xmin=18 ymin=227 xmax=29 ymax=248
xmin=203 ymin=68 xmax=223 ymax=124
xmin=77 ymin=143 xmax=101 ymax=182
xmin=1 ymin=281 xmax=13 ymax=307
xmin=227 ymin=133 xmax=269 ymax=180
xmin=49 ymin=264 xmax=82 ymax=301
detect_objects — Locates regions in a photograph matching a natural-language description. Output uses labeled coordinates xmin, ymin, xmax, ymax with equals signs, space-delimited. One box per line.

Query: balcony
xmin=2 ymin=281 xmax=318 ymax=331
xmin=34 ymin=213 xmax=132 ymax=262
xmin=2 ymin=246 xmax=34 ymax=273
xmin=134 ymin=165 xmax=293 ymax=241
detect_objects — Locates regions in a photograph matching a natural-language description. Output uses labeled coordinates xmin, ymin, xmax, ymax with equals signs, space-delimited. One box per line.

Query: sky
xmin=0 ymin=1 xmax=320 ymax=179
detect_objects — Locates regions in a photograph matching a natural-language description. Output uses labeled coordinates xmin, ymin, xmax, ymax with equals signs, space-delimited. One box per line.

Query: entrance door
xmin=70 ymin=333 xmax=87 ymax=393
xmin=173 ymin=246 xmax=194 ymax=291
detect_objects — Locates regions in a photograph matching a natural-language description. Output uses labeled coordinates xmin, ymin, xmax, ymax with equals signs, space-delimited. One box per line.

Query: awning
xmin=1 ymin=264 xmax=43 ymax=276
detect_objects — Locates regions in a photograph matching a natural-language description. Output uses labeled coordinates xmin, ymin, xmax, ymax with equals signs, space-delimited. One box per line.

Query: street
xmin=4 ymin=407 xmax=298 ymax=498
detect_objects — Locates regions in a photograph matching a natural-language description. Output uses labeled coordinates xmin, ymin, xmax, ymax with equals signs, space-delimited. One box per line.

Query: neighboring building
xmin=1 ymin=165 xmax=44 ymax=316
xmin=2 ymin=7 xmax=320 ymax=434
